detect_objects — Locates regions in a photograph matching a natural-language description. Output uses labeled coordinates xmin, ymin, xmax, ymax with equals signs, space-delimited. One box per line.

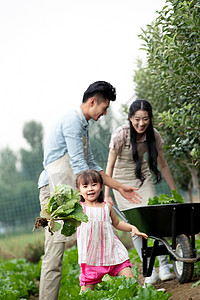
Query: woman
xmin=105 ymin=99 xmax=176 ymax=285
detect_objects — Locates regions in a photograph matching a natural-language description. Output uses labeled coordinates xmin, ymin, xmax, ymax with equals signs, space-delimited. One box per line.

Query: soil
xmin=138 ymin=266 xmax=200 ymax=300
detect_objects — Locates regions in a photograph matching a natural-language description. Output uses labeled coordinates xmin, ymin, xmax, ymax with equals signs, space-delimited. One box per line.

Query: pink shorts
xmin=79 ymin=259 xmax=132 ymax=286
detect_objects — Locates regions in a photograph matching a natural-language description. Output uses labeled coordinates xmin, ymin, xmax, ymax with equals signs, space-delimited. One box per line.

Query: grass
xmin=0 ymin=229 xmax=45 ymax=259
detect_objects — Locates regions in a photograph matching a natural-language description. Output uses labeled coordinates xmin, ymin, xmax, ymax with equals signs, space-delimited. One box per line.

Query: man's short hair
xmin=82 ymin=81 xmax=116 ymax=103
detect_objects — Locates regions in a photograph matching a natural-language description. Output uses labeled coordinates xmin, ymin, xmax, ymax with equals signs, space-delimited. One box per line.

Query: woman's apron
xmin=44 ymin=110 xmax=88 ymax=242
xmin=113 ymin=132 xmax=156 ymax=211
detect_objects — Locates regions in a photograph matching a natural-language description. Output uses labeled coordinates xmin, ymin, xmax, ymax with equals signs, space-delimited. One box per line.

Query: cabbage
xmin=40 ymin=184 xmax=88 ymax=236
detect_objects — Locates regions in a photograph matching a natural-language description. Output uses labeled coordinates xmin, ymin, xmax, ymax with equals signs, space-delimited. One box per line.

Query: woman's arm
xmin=157 ymin=148 xmax=177 ymax=190
xmin=107 ymin=203 xmax=148 ymax=239
xmin=104 ymin=149 xmax=118 ymax=204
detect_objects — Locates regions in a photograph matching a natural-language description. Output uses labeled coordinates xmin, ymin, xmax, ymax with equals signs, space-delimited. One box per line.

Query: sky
xmin=0 ymin=0 xmax=166 ymax=151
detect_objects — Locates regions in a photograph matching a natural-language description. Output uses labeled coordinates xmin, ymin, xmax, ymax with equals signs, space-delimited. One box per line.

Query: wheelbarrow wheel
xmin=173 ymin=234 xmax=194 ymax=284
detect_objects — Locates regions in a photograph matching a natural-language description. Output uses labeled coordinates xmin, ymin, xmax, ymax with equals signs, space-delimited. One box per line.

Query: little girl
xmin=76 ymin=169 xmax=148 ymax=293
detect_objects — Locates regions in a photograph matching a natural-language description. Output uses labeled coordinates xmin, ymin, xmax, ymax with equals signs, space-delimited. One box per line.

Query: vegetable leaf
xmin=43 ymin=184 xmax=88 ymax=237
xmin=148 ymin=190 xmax=184 ymax=205
xmin=61 ymin=221 xmax=76 ymax=236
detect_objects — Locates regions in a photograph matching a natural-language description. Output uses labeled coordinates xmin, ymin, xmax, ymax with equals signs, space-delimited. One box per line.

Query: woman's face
xmin=129 ymin=110 xmax=150 ymax=135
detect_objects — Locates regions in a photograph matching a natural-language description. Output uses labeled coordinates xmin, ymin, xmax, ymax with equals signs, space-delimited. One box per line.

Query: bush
xmin=23 ymin=240 xmax=44 ymax=264
xmin=0 ymin=258 xmax=40 ymax=299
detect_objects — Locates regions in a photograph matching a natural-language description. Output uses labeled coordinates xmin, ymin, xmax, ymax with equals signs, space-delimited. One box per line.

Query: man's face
xmin=90 ymin=98 xmax=110 ymax=121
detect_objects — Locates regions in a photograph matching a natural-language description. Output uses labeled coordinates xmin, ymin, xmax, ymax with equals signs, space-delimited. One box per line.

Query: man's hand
xmin=118 ymin=185 xmax=142 ymax=204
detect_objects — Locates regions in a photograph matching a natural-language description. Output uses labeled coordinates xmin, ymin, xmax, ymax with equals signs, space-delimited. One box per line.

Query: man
xmin=38 ymin=81 xmax=142 ymax=300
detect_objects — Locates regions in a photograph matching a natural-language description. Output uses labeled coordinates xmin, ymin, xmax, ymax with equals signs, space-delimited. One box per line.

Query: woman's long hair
xmin=128 ymin=99 xmax=162 ymax=185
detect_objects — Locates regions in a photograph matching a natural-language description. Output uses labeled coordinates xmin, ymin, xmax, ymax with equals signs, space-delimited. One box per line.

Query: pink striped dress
xmin=77 ymin=203 xmax=129 ymax=266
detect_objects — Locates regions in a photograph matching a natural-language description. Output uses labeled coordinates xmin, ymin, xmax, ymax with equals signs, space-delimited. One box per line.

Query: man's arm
xmin=63 ymin=112 xmax=90 ymax=174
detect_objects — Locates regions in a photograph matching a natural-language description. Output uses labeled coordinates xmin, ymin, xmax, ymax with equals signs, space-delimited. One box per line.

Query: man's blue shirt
xmin=39 ymin=107 xmax=102 ymax=188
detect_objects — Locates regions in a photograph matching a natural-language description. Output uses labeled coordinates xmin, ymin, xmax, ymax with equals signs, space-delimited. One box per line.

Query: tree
xmin=0 ymin=121 xmax=44 ymax=231
xmin=20 ymin=121 xmax=44 ymax=182
xmin=89 ymin=108 xmax=121 ymax=171
xmin=133 ymin=0 xmax=200 ymax=201
xmin=23 ymin=121 xmax=43 ymax=149
xmin=0 ymin=147 xmax=20 ymax=185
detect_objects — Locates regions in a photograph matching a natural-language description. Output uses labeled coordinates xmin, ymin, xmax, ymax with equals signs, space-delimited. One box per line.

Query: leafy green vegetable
xmin=65 ymin=202 xmax=88 ymax=222
xmin=0 ymin=258 xmax=40 ymax=299
xmin=58 ymin=247 xmax=171 ymax=299
xmin=46 ymin=185 xmax=80 ymax=214
xmin=0 ymin=246 xmax=173 ymax=299
xmin=41 ymin=184 xmax=88 ymax=237
xmin=61 ymin=221 xmax=77 ymax=237
xmin=148 ymin=190 xmax=184 ymax=205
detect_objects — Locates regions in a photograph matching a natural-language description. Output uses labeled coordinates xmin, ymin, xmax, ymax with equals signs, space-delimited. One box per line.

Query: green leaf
xmin=171 ymin=189 xmax=184 ymax=203
xmin=51 ymin=200 xmax=77 ymax=217
xmin=53 ymin=221 xmax=62 ymax=232
xmin=61 ymin=222 xmax=76 ymax=237
xmin=65 ymin=202 xmax=88 ymax=223
xmin=148 ymin=190 xmax=184 ymax=205
xmin=43 ymin=184 xmax=88 ymax=237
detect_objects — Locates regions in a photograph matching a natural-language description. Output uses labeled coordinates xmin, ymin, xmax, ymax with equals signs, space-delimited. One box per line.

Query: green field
xmin=1 ymin=231 xmax=200 ymax=299
xmin=0 ymin=230 xmax=45 ymax=260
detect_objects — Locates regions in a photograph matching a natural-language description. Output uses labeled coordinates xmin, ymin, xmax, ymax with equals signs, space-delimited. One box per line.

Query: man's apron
xmin=43 ymin=110 xmax=88 ymax=242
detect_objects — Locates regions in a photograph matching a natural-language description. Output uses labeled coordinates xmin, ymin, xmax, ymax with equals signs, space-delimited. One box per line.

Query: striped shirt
xmin=77 ymin=203 xmax=129 ymax=266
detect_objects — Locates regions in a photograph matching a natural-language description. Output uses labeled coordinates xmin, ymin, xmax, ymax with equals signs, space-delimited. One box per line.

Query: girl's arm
xmin=104 ymin=149 xmax=118 ymax=205
xmin=157 ymin=149 xmax=177 ymax=190
xmin=107 ymin=203 xmax=148 ymax=239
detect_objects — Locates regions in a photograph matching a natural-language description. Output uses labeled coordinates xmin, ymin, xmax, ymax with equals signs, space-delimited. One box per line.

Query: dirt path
xmin=138 ymin=266 xmax=200 ymax=300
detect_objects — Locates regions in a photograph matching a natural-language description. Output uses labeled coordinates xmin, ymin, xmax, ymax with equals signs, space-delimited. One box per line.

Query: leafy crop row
xmin=58 ymin=247 xmax=170 ymax=299
xmin=0 ymin=258 xmax=40 ymax=299
xmin=0 ymin=246 xmax=171 ymax=299
xmin=2 ymin=242 xmax=200 ymax=299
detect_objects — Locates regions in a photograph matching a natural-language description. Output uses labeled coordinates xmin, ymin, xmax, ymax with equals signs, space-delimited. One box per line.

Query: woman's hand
xmin=118 ymin=185 xmax=142 ymax=204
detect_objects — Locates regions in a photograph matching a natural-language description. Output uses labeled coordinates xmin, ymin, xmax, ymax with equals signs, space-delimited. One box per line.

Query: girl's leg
xmin=80 ymin=284 xmax=95 ymax=294
xmin=117 ymin=266 xmax=134 ymax=278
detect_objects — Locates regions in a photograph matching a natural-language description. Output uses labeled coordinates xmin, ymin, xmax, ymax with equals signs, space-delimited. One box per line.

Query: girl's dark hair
xmin=128 ymin=99 xmax=162 ymax=185
xmin=76 ymin=170 xmax=104 ymax=203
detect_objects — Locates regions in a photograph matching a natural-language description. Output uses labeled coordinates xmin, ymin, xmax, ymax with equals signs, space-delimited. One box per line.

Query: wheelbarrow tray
xmin=122 ymin=203 xmax=200 ymax=238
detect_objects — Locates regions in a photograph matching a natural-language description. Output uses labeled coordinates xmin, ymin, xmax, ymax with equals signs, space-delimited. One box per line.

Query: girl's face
xmin=78 ymin=180 xmax=102 ymax=203
xmin=129 ymin=110 xmax=150 ymax=135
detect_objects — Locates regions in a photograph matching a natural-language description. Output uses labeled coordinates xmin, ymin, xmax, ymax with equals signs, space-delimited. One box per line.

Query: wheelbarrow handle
xmin=113 ymin=206 xmax=129 ymax=223
xmin=149 ymin=235 xmax=200 ymax=263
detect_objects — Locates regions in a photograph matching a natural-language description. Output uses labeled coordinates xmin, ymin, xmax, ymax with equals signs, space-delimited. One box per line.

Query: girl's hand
xmin=104 ymin=195 xmax=114 ymax=205
xmin=131 ymin=226 xmax=148 ymax=240
xmin=118 ymin=185 xmax=142 ymax=204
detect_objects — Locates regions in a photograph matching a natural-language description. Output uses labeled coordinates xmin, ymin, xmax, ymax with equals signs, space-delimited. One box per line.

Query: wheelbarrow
xmin=113 ymin=203 xmax=200 ymax=284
